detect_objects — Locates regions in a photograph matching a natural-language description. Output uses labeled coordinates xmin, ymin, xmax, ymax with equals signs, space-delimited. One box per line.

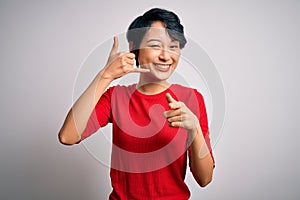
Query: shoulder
xmin=171 ymin=84 xmax=207 ymax=118
xmin=104 ymin=84 xmax=136 ymax=99
xmin=105 ymin=84 xmax=136 ymax=93
xmin=170 ymin=84 xmax=204 ymax=101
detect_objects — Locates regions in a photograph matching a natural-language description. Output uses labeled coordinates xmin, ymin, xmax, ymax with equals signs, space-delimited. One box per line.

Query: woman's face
xmin=137 ymin=21 xmax=180 ymax=83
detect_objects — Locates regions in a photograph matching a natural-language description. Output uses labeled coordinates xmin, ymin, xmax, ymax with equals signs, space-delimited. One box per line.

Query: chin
xmin=140 ymin=64 xmax=175 ymax=83
xmin=149 ymin=70 xmax=174 ymax=82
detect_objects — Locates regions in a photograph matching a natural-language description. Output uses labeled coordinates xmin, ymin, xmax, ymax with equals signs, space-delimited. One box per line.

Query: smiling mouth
xmin=153 ymin=63 xmax=171 ymax=72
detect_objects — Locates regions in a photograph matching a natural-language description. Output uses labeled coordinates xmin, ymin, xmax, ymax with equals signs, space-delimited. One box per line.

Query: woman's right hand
xmin=102 ymin=36 xmax=150 ymax=81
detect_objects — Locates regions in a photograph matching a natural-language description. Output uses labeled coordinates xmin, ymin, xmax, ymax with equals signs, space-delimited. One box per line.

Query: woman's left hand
xmin=164 ymin=93 xmax=200 ymax=132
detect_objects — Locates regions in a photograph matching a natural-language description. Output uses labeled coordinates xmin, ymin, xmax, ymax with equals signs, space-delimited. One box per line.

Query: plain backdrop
xmin=0 ymin=0 xmax=299 ymax=199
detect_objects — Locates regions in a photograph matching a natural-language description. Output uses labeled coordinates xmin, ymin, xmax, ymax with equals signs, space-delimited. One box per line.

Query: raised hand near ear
xmin=164 ymin=93 xmax=200 ymax=132
xmin=102 ymin=36 xmax=150 ymax=81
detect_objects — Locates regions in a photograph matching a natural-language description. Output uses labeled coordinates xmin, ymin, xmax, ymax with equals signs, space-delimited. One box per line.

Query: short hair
xmin=126 ymin=8 xmax=187 ymax=66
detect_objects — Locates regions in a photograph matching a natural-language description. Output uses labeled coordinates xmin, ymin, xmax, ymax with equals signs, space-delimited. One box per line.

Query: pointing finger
xmin=166 ymin=93 xmax=177 ymax=103
xmin=168 ymin=102 xmax=181 ymax=110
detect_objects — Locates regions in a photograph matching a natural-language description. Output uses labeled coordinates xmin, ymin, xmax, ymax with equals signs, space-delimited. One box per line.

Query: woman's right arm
xmin=58 ymin=36 xmax=148 ymax=145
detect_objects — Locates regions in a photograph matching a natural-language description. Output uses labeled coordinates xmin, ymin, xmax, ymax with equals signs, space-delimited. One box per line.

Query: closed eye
xmin=149 ymin=45 xmax=161 ymax=48
xmin=170 ymin=45 xmax=179 ymax=49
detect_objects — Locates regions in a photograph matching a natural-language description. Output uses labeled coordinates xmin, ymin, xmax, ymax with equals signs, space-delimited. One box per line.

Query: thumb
xmin=166 ymin=93 xmax=177 ymax=103
xmin=109 ymin=36 xmax=119 ymax=56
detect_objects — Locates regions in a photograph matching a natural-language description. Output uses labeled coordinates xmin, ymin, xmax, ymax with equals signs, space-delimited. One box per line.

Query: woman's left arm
xmin=164 ymin=93 xmax=214 ymax=187
xmin=188 ymin=126 xmax=214 ymax=187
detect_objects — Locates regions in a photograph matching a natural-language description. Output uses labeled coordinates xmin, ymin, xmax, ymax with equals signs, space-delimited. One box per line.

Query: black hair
xmin=126 ymin=8 xmax=187 ymax=66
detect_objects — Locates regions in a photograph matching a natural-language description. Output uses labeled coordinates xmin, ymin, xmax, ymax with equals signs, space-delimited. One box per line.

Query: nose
xmin=158 ymin=48 xmax=171 ymax=61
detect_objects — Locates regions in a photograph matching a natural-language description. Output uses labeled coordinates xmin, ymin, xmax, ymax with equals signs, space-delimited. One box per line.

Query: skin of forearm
xmin=58 ymin=69 xmax=113 ymax=145
xmin=189 ymin=126 xmax=214 ymax=187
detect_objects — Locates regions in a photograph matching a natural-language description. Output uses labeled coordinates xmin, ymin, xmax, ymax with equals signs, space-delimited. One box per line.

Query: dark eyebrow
xmin=146 ymin=38 xmax=179 ymax=44
xmin=146 ymin=39 xmax=162 ymax=43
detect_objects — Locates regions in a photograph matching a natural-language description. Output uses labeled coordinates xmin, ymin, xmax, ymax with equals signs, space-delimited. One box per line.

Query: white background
xmin=0 ymin=0 xmax=299 ymax=199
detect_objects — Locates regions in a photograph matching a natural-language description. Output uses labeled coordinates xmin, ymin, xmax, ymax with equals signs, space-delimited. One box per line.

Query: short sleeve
xmin=80 ymin=86 xmax=114 ymax=141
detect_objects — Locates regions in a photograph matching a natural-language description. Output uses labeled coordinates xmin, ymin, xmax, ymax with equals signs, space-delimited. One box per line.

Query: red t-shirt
xmin=81 ymin=84 xmax=214 ymax=200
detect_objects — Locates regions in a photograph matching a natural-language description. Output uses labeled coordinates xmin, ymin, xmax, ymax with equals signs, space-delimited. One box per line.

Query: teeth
xmin=154 ymin=64 xmax=170 ymax=69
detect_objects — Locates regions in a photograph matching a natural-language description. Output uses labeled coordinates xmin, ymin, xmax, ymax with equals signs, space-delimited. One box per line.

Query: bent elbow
xmin=198 ymin=176 xmax=212 ymax=187
xmin=58 ymin=131 xmax=81 ymax=146
xmin=193 ymin=169 xmax=213 ymax=188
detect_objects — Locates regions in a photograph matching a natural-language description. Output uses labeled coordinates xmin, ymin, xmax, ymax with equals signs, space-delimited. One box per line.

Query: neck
xmin=136 ymin=80 xmax=170 ymax=95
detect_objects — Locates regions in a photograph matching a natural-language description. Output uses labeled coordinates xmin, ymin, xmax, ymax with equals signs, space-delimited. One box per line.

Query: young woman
xmin=59 ymin=8 xmax=214 ymax=200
